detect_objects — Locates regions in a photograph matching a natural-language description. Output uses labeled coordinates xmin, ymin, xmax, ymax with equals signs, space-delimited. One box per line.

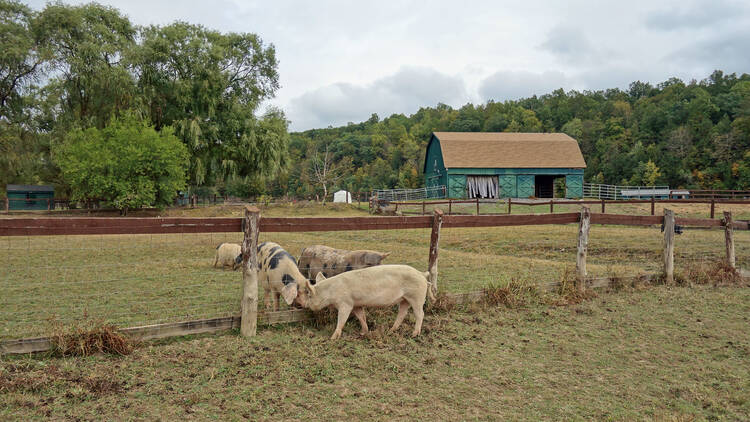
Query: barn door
xmin=565 ymin=175 xmax=583 ymax=198
xmin=517 ymin=175 xmax=535 ymax=198
xmin=498 ymin=175 xmax=516 ymax=198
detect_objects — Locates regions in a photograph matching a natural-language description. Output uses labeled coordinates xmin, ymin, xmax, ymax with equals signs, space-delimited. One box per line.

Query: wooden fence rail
xmin=1 ymin=212 xmax=746 ymax=237
xmin=391 ymin=197 xmax=750 ymax=218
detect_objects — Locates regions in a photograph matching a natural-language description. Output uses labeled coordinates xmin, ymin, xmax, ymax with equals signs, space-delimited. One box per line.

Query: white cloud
xmin=288 ymin=67 xmax=467 ymax=129
xmin=22 ymin=0 xmax=750 ymax=130
xmin=479 ymin=71 xmax=572 ymax=102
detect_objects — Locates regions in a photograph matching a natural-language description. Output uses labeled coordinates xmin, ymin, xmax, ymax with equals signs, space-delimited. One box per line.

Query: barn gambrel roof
xmin=428 ymin=132 xmax=587 ymax=170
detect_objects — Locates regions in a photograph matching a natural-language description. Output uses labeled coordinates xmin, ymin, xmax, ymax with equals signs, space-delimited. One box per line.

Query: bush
xmin=55 ymin=114 xmax=189 ymax=214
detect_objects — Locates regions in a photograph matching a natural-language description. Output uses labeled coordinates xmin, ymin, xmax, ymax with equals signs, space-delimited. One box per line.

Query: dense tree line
xmin=3 ymin=1 xmax=749 ymax=204
xmin=0 ymin=0 xmax=288 ymax=205
xmin=282 ymin=71 xmax=750 ymax=198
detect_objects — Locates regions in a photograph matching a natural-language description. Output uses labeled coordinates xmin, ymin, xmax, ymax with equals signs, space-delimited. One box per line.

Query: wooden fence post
xmin=651 ymin=196 xmax=655 ymax=215
xmin=428 ymin=209 xmax=444 ymax=297
xmin=601 ymin=199 xmax=605 ymax=213
xmin=549 ymin=200 xmax=554 ymax=214
xmin=663 ymin=209 xmax=675 ymax=285
xmin=448 ymin=199 xmax=452 ymax=215
xmin=576 ymin=207 xmax=591 ymax=293
xmin=724 ymin=211 xmax=735 ymax=269
xmin=422 ymin=201 xmax=426 ymax=215
xmin=507 ymin=198 xmax=512 ymax=214
xmin=47 ymin=198 xmax=51 ymax=211
xmin=241 ymin=206 xmax=260 ymax=337
xmin=476 ymin=198 xmax=480 ymax=215
xmin=710 ymin=199 xmax=715 ymax=219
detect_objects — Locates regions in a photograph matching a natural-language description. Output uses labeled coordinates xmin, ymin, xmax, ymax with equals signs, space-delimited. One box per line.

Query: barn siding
xmin=443 ymin=168 xmax=584 ymax=199
xmin=423 ymin=134 xmax=585 ymax=199
xmin=424 ymin=136 xmax=447 ymax=190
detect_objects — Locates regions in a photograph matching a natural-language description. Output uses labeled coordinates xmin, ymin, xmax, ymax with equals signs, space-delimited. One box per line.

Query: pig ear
xmin=315 ymin=272 xmax=327 ymax=283
xmin=307 ymin=278 xmax=317 ymax=296
xmin=281 ymin=283 xmax=298 ymax=305
xmin=380 ymin=252 xmax=391 ymax=259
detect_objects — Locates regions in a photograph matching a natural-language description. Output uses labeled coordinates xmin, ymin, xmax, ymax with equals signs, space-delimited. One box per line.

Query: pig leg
xmin=331 ymin=303 xmax=353 ymax=340
xmin=389 ymin=300 xmax=410 ymax=333
xmin=272 ymin=291 xmax=280 ymax=311
xmin=407 ymin=295 xmax=425 ymax=336
xmin=351 ymin=307 xmax=368 ymax=335
xmin=262 ymin=277 xmax=273 ymax=310
xmin=411 ymin=305 xmax=424 ymax=337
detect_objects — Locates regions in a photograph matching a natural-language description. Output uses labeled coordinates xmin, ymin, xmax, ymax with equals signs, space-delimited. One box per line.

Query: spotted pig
xmin=257 ymin=242 xmax=308 ymax=311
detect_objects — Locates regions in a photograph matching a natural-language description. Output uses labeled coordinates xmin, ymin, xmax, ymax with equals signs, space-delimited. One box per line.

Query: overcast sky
xmin=26 ymin=0 xmax=750 ymax=131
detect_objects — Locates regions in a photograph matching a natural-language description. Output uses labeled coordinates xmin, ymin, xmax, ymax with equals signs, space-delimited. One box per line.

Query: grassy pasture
xmin=1 ymin=202 xmax=749 ymax=420
xmin=2 ymin=286 xmax=749 ymax=420
xmin=1 ymin=203 xmax=748 ymax=340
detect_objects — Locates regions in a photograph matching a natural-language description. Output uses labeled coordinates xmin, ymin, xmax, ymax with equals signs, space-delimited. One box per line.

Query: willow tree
xmin=34 ymin=2 xmax=137 ymax=129
xmin=134 ymin=23 xmax=287 ymax=188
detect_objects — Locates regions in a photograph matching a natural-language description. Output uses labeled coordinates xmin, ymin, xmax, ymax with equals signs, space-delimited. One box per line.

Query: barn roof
xmin=6 ymin=184 xmax=55 ymax=192
xmin=432 ymin=132 xmax=586 ymax=169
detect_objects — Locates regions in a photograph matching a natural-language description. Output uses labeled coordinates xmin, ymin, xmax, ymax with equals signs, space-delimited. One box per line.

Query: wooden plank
xmin=590 ymin=213 xmax=663 ymax=226
xmin=0 ymin=217 xmax=241 ymax=236
xmin=0 ymin=337 xmax=52 ymax=354
xmin=260 ymin=309 xmax=313 ymax=324
xmin=122 ymin=316 xmax=238 ymax=341
xmin=241 ymin=206 xmax=260 ymax=337
xmin=675 ymin=217 xmax=722 ymax=227
xmin=260 ymin=216 xmax=433 ymax=232
xmin=0 ymin=213 xmax=731 ymax=237
xmin=443 ymin=212 xmax=580 ymax=228
xmin=664 ymin=209 xmax=675 ymax=285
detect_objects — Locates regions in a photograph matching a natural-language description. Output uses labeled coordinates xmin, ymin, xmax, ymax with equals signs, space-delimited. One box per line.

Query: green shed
xmin=423 ymin=132 xmax=586 ymax=199
xmin=6 ymin=185 xmax=55 ymax=210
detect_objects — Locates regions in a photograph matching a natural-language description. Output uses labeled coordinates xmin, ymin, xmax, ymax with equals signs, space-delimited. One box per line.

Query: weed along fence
xmin=0 ymin=209 xmax=746 ymax=355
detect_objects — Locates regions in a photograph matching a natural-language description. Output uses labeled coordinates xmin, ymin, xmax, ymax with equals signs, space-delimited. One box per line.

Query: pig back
xmin=328 ymin=265 xmax=428 ymax=307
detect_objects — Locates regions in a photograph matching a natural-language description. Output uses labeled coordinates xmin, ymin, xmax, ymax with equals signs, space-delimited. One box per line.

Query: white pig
xmin=291 ymin=264 xmax=436 ymax=340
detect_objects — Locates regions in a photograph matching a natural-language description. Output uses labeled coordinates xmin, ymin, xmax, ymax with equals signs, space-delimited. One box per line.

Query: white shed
xmin=333 ymin=190 xmax=352 ymax=203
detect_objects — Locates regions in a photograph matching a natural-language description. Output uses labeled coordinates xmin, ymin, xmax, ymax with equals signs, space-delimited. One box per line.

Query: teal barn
xmin=6 ymin=185 xmax=55 ymax=210
xmin=423 ymin=132 xmax=586 ymax=199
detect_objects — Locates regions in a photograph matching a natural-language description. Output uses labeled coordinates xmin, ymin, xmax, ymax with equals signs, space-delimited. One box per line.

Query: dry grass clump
xmin=427 ymin=292 xmax=457 ymax=314
xmin=483 ymin=279 xmax=538 ymax=308
xmin=681 ymin=260 xmax=745 ymax=286
xmin=48 ymin=318 xmax=134 ymax=357
xmin=554 ymin=269 xmax=597 ymax=305
xmin=309 ymin=307 xmax=337 ymax=328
